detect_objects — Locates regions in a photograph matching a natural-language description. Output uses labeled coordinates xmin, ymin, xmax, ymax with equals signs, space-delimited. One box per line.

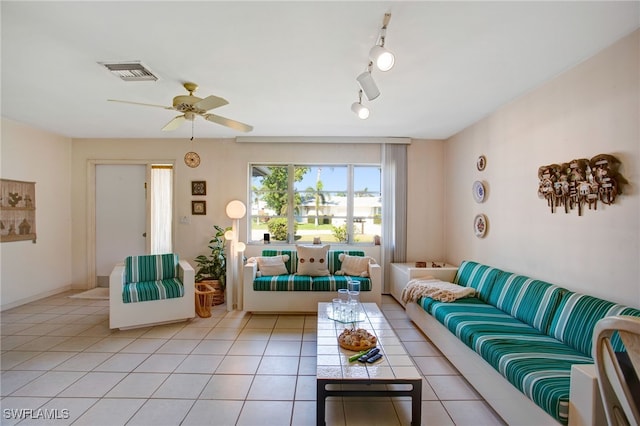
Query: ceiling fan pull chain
xmin=190 ymin=119 xmax=194 ymax=141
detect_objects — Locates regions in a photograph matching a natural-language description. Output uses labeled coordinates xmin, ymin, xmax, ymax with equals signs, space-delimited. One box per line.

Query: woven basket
xmin=195 ymin=280 xmax=225 ymax=317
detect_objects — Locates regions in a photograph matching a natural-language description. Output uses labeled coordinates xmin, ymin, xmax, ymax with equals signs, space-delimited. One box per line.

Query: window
xmin=250 ymin=164 xmax=381 ymax=244
xmin=150 ymin=165 xmax=173 ymax=254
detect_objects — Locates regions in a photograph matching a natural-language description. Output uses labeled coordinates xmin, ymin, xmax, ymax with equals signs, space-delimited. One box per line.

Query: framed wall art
xmin=192 ymin=200 xmax=206 ymax=215
xmin=191 ymin=180 xmax=206 ymax=196
xmin=1 ymin=178 xmax=37 ymax=243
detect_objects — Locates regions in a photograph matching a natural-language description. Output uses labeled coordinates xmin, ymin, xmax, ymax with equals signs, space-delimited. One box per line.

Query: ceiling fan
xmin=108 ymin=82 xmax=253 ymax=133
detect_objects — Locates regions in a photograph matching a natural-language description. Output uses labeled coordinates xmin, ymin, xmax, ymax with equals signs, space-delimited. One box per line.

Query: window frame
xmin=248 ymin=163 xmax=381 ymax=245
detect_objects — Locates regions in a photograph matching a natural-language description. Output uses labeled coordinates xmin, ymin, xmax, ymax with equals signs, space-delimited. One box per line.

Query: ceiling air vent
xmin=99 ymin=61 xmax=158 ymax=81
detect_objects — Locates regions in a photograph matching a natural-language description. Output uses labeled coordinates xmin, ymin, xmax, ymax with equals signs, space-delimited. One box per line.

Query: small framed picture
xmin=191 ymin=181 xmax=206 ymax=196
xmin=191 ymin=200 xmax=206 ymax=215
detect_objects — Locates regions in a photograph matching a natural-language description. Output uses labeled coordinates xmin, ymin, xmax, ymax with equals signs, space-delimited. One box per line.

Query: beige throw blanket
xmin=401 ymin=278 xmax=475 ymax=304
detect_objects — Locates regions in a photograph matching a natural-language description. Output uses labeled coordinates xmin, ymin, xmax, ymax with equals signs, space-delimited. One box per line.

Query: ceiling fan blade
xmin=162 ymin=115 xmax=186 ymax=131
xmin=108 ymin=99 xmax=174 ymax=110
xmin=204 ymin=114 xmax=253 ymax=132
xmin=193 ymin=95 xmax=228 ymax=112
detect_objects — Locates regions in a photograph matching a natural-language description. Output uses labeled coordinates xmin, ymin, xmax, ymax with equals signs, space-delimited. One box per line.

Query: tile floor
xmin=1 ymin=293 xmax=505 ymax=425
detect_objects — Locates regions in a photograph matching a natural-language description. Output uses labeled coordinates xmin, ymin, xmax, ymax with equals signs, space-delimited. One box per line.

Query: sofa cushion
xmin=488 ymin=272 xmax=564 ymax=333
xmin=125 ymin=253 xmax=178 ymax=283
xmin=453 ymin=260 xmax=501 ymax=302
xmin=427 ymin=297 xmax=543 ymax=348
xmin=334 ymin=253 xmax=374 ymax=277
xmin=122 ymin=278 xmax=184 ymax=303
xmin=474 ymin=333 xmax=592 ymax=425
xmin=548 ymin=292 xmax=640 ymax=356
xmin=327 ymin=250 xmax=366 ymax=274
xmin=256 ymin=255 xmax=289 ymax=276
xmin=261 ymin=250 xmax=298 ymax=274
xmin=296 ymin=244 xmax=330 ymax=276
xmin=312 ymin=276 xmax=371 ymax=292
xmin=253 ymin=274 xmax=313 ymax=291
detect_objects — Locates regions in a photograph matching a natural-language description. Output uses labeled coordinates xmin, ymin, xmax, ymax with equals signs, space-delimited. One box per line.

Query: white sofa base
xmin=406 ymin=302 xmax=560 ymax=426
xmin=242 ymin=262 xmax=382 ymax=313
xmin=109 ymin=260 xmax=196 ymax=330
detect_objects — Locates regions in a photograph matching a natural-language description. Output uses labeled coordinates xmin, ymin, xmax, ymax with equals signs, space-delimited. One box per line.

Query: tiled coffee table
xmin=316 ymin=302 xmax=422 ymax=426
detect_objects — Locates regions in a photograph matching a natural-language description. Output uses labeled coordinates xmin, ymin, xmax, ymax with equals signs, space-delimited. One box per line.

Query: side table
xmin=390 ymin=262 xmax=458 ymax=306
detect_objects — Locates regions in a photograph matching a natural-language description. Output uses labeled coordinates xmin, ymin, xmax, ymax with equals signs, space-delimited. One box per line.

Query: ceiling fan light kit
xmin=352 ymin=12 xmax=395 ymax=119
xmin=109 ymin=81 xmax=253 ymax=134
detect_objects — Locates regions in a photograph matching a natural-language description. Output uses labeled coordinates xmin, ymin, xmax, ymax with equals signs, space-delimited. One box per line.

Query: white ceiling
xmin=2 ymin=1 xmax=639 ymax=140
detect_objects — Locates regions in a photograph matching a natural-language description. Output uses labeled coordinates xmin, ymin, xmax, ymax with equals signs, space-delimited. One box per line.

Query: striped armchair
xmin=109 ymin=253 xmax=195 ymax=329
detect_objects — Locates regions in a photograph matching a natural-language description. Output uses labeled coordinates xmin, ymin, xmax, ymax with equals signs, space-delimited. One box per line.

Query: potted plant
xmin=194 ymin=224 xmax=230 ymax=306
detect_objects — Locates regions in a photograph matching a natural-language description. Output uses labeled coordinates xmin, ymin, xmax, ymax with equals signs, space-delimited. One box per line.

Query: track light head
xmin=356 ymin=68 xmax=380 ymax=101
xmin=351 ymin=102 xmax=370 ymax=119
xmin=369 ymin=45 xmax=395 ymax=72
xmin=351 ymin=90 xmax=370 ymax=119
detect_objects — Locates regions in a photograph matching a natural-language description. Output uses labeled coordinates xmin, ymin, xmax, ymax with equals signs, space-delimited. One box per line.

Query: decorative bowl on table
xmin=338 ymin=328 xmax=377 ymax=351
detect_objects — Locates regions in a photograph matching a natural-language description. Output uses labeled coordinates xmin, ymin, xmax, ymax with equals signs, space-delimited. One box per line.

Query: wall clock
xmin=184 ymin=151 xmax=200 ymax=168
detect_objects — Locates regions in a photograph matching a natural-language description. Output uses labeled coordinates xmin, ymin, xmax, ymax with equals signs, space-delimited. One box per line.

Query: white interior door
xmin=96 ymin=164 xmax=147 ymax=286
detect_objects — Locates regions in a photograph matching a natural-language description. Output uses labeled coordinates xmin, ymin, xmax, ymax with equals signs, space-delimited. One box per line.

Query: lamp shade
xmin=369 ymin=45 xmax=395 ymax=71
xmin=356 ymin=71 xmax=380 ymax=101
xmin=351 ymin=102 xmax=370 ymax=119
xmin=225 ymin=200 xmax=246 ymax=219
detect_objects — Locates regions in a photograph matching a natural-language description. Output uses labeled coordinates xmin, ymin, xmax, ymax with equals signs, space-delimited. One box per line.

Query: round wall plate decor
xmin=474 ymin=214 xmax=488 ymax=238
xmin=472 ymin=180 xmax=486 ymax=203
xmin=477 ymin=155 xmax=486 ymax=171
xmin=184 ymin=151 xmax=201 ymax=168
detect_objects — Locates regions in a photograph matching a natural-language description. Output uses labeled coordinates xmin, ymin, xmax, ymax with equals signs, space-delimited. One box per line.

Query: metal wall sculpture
xmin=537 ymin=154 xmax=627 ymax=216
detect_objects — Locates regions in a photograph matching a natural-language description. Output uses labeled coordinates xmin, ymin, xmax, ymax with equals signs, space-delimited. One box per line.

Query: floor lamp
xmin=225 ymin=200 xmax=246 ymax=311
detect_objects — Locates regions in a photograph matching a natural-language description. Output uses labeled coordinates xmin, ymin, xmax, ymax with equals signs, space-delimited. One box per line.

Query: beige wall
xmin=406 ymin=140 xmax=446 ymax=262
xmin=70 ymin=139 xmax=392 ymax=288
xmin=443 ymin=30 xmax=640 ymax=307
xmin=1 ymin=119 xmax=73 ymax=309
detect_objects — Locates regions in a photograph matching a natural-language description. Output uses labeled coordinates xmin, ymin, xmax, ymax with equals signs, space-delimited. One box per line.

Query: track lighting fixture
xmin=370 ymin=13 xmax=395 ymax=71
xmin=356 ymin=62 xmax=380 ymax=101
xmin=351 ymin=90 xmax=370 ymax=119
xmin=349 ymin=12 xmax=394 ymax=117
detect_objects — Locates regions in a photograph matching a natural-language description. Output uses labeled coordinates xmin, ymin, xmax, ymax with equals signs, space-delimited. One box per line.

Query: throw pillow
xmin=252 ymin=255 xmax=290 ymax=276
xmin=335 ymin=253 xmax=375 ymax=277
xmin=296 ymin=244 xmax=330 ymax=276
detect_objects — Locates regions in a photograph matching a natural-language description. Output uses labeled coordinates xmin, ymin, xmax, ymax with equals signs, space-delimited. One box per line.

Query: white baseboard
xmin=0 ymin=285 xmax=72 ymax=312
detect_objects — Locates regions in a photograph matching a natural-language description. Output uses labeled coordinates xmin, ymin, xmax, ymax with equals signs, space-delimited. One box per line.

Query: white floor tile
xmin=237 ymin=400 xmax=293 ymax=426
xmin=72 ymin=398 xmax=145 ymax=426
xmin=442 ymin=400 xmax=506 ymax=425
xmin=1 ymin=293 xmax=507 ymax=426
xmin=58 ymin=371 xmax=126 ymax=397
xmin=104 ymin=372 xmax=168 ymax=398
xmin=11 ymin=371 xmax=85 ymax=397
xmin=152 ymin=373 xmax=210 ymax=399
xmin=247 ymin=375 xmax=297 ymax=400
xmin=199 ymin=374 xmax=254 ymax=400
xmin=175 ymin=354 xmax=224 ymax=374
xmin=182 ymin=399 xmax=243 ymax=425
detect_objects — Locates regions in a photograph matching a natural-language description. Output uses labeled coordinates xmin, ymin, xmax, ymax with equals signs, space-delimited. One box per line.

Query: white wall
xmin=443 ymin=30 xmax=640 ymax=308
xmin=0 ymin=118 xmax=73 ymax=309
xmin=70 ymin=139 xmax=406 ymax=286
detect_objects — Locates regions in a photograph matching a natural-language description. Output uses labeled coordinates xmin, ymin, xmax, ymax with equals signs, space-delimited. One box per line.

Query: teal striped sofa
xmin=405 ymin=260 xmax=640 ymax=426
xmin=242 ymin=249 xmax=382 ymax=312
xmin=109 ymin=253 xmax=195 ymax=329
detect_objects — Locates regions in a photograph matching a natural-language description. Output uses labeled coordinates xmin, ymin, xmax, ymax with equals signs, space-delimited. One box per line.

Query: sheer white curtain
xmin=150 ymin=165 xmax=173 ymax=254
xmin=382 ymin=144 xmax=407 ymax=293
